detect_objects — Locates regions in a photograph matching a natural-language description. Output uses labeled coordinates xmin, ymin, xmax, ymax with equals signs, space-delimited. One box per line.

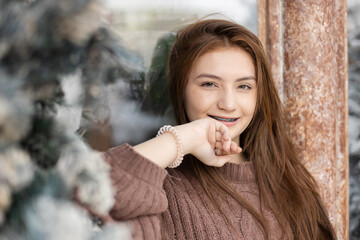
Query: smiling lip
xmin=208 ymin=115 xmax=239 ymax=126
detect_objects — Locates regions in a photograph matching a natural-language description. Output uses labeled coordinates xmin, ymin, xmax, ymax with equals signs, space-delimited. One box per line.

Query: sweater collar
xmin=217 ymin=161 xmax=256 ymax=183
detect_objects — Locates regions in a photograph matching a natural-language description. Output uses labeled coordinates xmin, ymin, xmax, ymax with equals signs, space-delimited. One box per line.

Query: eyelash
xmin=200 ymin=82 xmax=252 ymax=90
xmin=238 ymin=84 xmax=251 ymax=90
xmin=201 ymin=82 xmax=217 ymax=87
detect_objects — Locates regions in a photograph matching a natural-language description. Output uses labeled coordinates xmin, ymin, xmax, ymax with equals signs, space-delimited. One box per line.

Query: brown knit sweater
xmin=104 ymin=144 xmax=291 ymax=240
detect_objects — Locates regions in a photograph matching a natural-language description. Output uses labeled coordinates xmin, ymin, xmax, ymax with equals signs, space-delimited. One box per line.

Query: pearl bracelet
xmin=156 ymin=125 xmax=184 ymax=168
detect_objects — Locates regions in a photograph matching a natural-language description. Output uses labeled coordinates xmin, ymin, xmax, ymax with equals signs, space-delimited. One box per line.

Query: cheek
xmin=249 ymin=100 xmax=257 ymax=119
xmin=249 ymin=99 xmax=257 ymax=115
xmin=251 ymin=93 xmax=257 ymax=114
xmin=240 ymin=94 xmax=257 ymax=117
xmin=184 ymin=88 xmax=210 ymax=121
xmin=184 ymin=95 xmax=201 ymax=120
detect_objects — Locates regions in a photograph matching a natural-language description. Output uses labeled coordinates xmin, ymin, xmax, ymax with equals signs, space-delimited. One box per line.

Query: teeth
xmin=210 ymin=115 xmax=238 ymax=122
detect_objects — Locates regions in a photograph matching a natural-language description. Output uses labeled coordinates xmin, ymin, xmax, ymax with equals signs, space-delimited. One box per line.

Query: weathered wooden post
xmin=258 ymin=0 xmax=349 ymax=239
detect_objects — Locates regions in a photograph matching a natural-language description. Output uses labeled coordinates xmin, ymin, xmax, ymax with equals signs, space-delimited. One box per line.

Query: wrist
xmin=174 ymin=123 xmax=196 ymax=156
xmin=157 ymin=125 xmax=184 ymax=168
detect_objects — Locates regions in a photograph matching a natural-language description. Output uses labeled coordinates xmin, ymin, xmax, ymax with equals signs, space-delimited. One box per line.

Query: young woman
xmin=102 ymin=19 xmax=337 ymax=239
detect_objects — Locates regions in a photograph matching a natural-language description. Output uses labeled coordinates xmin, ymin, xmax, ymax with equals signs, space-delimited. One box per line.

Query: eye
xmin=201 ymin=82 xmax=217 ymax=87
xmin=238 ymin=84 xmax=251 ymax=90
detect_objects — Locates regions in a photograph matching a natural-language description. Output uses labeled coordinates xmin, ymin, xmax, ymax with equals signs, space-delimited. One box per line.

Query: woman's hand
xmin=176 ymin=118 xmax=241 ymax=167
xmin=134 ymin=118 xmax=241 ymax=168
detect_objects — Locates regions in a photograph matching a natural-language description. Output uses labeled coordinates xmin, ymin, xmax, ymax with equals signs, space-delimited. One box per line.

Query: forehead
xmin=189 ymin=46 xmax=256 ymax=80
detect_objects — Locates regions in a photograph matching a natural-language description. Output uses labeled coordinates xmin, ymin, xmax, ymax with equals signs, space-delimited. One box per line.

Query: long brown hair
xmin=168 ymin=19 xmax=336 ymax=240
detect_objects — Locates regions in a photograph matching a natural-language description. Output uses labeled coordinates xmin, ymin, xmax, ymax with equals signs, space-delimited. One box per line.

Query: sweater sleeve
xmin=103 ymin=143 xmax=168 ymax=220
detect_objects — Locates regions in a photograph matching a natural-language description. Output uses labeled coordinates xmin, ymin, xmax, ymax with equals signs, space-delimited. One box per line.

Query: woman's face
xmin=184 ymin=46 xmax=257 ymax=142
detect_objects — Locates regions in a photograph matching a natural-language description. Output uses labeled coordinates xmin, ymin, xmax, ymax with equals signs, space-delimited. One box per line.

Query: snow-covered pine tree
xmin=0 ymin=0 xmax=141 ymax=239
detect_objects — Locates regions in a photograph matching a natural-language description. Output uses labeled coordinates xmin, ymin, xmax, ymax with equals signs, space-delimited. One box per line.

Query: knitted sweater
xmin=104 ymin=144 xmax=291 ymax=240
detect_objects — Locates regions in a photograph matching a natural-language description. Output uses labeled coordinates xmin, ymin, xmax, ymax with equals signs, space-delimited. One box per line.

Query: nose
xmin=217 ymin=89 xmax=236 ymax=112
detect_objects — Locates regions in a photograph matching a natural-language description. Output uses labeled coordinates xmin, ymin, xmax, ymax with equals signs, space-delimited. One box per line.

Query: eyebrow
xmin=194 ymin=73 xmax=256 ymax=82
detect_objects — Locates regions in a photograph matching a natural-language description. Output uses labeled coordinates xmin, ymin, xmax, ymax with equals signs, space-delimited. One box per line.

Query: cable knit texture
xmin=104 ymin=144 xmax=292 ymax=239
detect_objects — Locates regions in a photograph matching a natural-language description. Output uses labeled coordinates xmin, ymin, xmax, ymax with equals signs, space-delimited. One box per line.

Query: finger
xmin=222 ymin=137 xmax=231 ymax=152
xmin=215 ymin=141 xmax=241 ymax=156
xmin=208 ymin=124 xmax=216 ymax=146
xmin=230 ymin=141 xmax=242 ymax=154
xmin=214 ymin=147 xmax=224 ymax=156
xmin=215 ymin=131 xmax=223 ymax=141
xmin=215 ymin=142 xmax=230 ymax=155
xmin=215 ymin=122 xmax=229 ymax=141
xmin=215 ymin=142 xmax=224 ymax=151
xmin=216 ymin=131 xmax=231 ymax=151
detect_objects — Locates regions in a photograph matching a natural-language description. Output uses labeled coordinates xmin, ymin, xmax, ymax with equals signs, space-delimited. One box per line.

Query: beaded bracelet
xmin=156 ymin=125 xmax=184 ymax=168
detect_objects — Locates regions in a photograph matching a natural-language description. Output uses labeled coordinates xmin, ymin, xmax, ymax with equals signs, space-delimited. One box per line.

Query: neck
xmin=229 ymin=152 xmax=247 ymax=164
xmin=229 ymin=135 xmax=247 ymax=164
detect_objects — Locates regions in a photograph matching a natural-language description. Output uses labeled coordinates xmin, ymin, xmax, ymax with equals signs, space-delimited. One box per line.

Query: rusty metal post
xmin=258 ymin=0 xmax=349 ymax=239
